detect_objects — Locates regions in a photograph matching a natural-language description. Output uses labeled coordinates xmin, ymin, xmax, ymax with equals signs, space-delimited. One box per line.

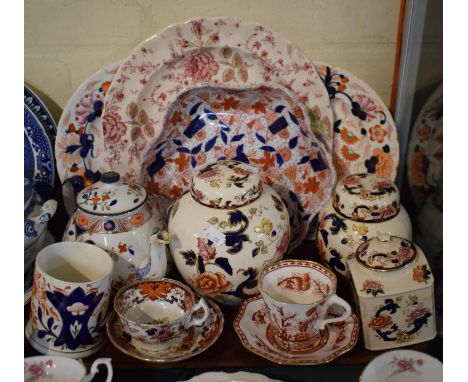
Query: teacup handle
xmin=82 ymin=358 xmax=113 ymax=382
xmin=188 ymin=298 xmax=210 ymax=327
xmin=317 ymin=295 xmax=352 ymax=330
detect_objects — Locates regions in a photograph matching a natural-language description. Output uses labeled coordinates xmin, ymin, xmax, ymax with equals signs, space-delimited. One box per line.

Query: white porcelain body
xmin=24 ymin=356 xmax=112 ymax=382
xmin=169 ymin=186 xmax=290 ymax=305
xmin=360 ymin=349 xmax=442 ymax=382
xmin=26 ymin=242 xmax=113 ymax=358
xmin=316 ymin=198 xmax=412 ymax=277
xmin=64 ymin=206 xmax=169 ymax=291
xmin=348 ymin=243 xmax=436 ymax=351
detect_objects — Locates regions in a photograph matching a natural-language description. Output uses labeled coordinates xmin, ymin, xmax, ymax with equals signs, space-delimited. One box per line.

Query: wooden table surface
xmin=25 ymin=200 xmax=438 ymax=370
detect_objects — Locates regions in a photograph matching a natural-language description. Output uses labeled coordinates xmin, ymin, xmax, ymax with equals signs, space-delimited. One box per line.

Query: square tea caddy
xmin=347 ymin=234 xmax=436 ymax=350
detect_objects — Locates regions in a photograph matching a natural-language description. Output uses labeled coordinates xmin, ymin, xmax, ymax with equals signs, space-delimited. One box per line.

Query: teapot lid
xmin=333 ymin=173 xmax=400 ymax=222
xmin=191 ymin=160 xmax=263 ymax=208
xmin=356 ymin=234 xmax=417 ymax=271
xmin=76 ymin=172 xmax=147 ymax=215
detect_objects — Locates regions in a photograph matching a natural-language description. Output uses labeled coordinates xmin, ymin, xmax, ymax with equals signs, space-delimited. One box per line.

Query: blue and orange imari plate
xmin=24 ymin=105 xmax=55 ymax=201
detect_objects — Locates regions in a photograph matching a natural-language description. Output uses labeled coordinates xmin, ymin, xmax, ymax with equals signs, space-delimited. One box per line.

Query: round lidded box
xmin=169 ymin=160 xmax=290 ymax=306
xmin=316 ymin=173 xmax=412 ymax=277
xmin=348 ymin=235 xmax=436 ymax=351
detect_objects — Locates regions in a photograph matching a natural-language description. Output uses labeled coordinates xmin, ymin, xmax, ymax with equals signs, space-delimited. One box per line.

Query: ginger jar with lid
xmin=63 ymin=172 xmax=168 ymax=291
xmin=166 ymin=160 xmax=290 ymax=305
xmin=348 ymin=234 xmax=436 ymax=350
xmin=316 ymin=173 xmax=412 ymax=277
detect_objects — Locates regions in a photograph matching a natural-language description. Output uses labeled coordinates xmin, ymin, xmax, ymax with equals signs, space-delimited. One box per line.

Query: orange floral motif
xmin=278 ymin=128 xmax=290 ymax=139
xmin=341 ymin=145 xmax=360 ymax=162
xmin=101 ymin=193 xmax=110 ymax=201
xmin=194 ymin=272 xmax=232 ymax=295
xmin=340 ymin=128 xmax=359 ymax=145
xmin=77 ymin=214 xmax=89 ymax=227
xmin=101 ymin=81 xmax=111 ymax=95
xmin=169 ymin=184 xmax=184 ymax=199
xmin=221 ymin=96 xmax=240 ymax=111
xmin=174 ymin=152 xmax=190 ymax=172
xmin=303 ymin=176 xmax=320 ymax=194
xmin=417 ymin=125 xmax=431 ymax=142
xmin=137 ymin=281 xmax=173 ymax=301
xmin=195 ymin=129 xmax=206 ymax=141
xmin=169 ymin=110 xmax=183 ymax=126
xmin=130 ymin=213 xmax=145 ymax=225
xmin=198 ymin=320 xmax=220 ymax=347
xmin=195 ymin=151 xmax=207 ymax=165
xmin=369 ymin=125 xmax=387 ymax=143
xmin=90 ymin=195 xmax=101 ymax=205
xmin=251 ymin=151 xmax=275 ymax=171
xmin=278 ymin=272 xmax=311 ymax=292
xmin=251 ymin=101 xmax=266 ymax=114
xmin=373 ymin=148 xmax=393 ymax=177
xmin=368 ymin=315 xmax=393 ymax=330
xmin=118 ymin=243 xmax=127 ymax=253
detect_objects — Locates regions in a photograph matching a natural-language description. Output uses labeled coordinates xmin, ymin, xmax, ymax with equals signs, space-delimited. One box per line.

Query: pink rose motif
xmin=197 ymin=237 xmax=217 ymax=261
xmin=397 ymin=246 xmax=414 ymax=263
xmin=375 ymin=180 xmax=394 ymax=190
xmin=354 ymin=94 xmax=377 ymax=120
xmin=406 ymin=307 xmax=430 ymax=323
xmin=379 ymin=205 xmax=397 ymax=220
xmin=29 ymin=365 xmax=45 ymax=377
xmin=397 ymin=359 xmax=413 ymax=371
xmin=185 ymin=50 xmax=219 ymax=82
xmin=102 ymin=111 xmax=127 ymax=144
xmin=416 ymin=359 xmax=424 ymax=366
xmin=362 ymin=280 xmax=382 ymax=290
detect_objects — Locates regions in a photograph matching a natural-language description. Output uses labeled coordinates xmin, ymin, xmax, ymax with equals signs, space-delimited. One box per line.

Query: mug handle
xmin=317 ymin=295 xmax=352 ymax=330
xmin=188 ymin=298 xmax=210 ymax=327
xmin=82 ymin=358 xmax=113 ymax=382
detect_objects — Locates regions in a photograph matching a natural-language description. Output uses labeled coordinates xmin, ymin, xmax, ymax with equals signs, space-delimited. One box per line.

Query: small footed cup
xmin=114 ymin=278 xmax=209 ymax=349
xmin=259 ymin=260 xmax=351 ymax=347
xmin=24 ymin=356 xmax=112 ymax=382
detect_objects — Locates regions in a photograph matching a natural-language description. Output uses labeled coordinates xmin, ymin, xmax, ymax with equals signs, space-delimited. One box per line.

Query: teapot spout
xmin=149 ymin=229 xmax=169 ymax=278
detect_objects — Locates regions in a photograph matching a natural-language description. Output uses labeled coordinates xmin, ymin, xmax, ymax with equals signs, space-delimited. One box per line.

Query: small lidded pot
xmin=168 ymin=160 xmax=290 ymax=306
xmin=63 ymin=172 xmax=167 ymax=291
xmin=348 ymin=234 xmax=436 ymax=350
xmin=316 ymin=173 xmax=412 ymax=277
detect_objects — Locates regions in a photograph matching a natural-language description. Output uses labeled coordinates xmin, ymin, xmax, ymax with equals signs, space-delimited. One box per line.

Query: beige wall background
xmin=25 ymin=0 xmax=400 ymax=112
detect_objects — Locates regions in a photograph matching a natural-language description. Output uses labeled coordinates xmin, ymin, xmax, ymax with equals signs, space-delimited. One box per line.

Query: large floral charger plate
xmin=141 ymin=85 xmax=335 ymax=250
xmin=406 ymin=84 xmax=442 ymax=206
xmin=55 ymin=62 xmax=120 ymax=193
xmin=102 ymin=17 xmax=334 ymax=182
xmin=314 ymin=63 xmax=399 ymax=181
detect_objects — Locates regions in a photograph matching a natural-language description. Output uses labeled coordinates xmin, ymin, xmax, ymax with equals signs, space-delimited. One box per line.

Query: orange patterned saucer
xmin=233 ymin=295 xmax=359 ymax=365
xmin=106 ymin=297 xmax=224 ymax=362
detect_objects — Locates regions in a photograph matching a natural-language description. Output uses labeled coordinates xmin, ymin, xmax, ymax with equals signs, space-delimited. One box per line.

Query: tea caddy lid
xmin=191 ymin=160 xmax=263 ymax=208
xmin=333 ymin=173 xmax=400 ymax=222
xmin=76 ymin=172 xmax=147 ymax=215
xmin=356 ymin=234 xmax=416 ymax=271
xmin=348 ymin=235 xmax=433 ymax=298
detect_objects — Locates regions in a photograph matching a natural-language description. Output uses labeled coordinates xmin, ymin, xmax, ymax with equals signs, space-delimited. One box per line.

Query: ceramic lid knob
xmin=333 ymin=173 xmax=400 ymax=222
xmin=191 ymin=160 xmax=263 ymax=208
xmin=76 ymin=172 xmax=147 ymax=215
xmin=356 ymin=235 xmax=416 ymax=271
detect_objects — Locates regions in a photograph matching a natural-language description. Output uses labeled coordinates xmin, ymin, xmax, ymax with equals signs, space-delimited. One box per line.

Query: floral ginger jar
xmin=167 ymin=160 xmax=290 ymax=305
xmin=63 ymin=172 xmax=168 ymax=291
xmin=316 ymin=173 xmax=412 ymax=277
xmin=348 ymin=235 xmax=436 ymax=350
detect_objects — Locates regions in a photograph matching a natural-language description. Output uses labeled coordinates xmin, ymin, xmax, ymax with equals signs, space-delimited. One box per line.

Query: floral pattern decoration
xmin=315 ymin=63 xmax=398 ymax=180
xmin=361 ymin=280 xmax=384 ymax=297
xmin=368 ymin=295 xmax=432 ymax=344
xmin=413 ymin=264 xmax=432 ymax=284
xmin=102 ymin=17 xmax=334 ymax=183
xmin=143 ymin=85 xmax=335 ymax=251
xmin=24 ymin=359 xmax=55 ymax=381
xmin=388 ymin=356 xmax=424 ymax=378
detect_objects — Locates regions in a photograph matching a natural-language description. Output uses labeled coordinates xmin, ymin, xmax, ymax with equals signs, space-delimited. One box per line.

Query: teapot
xmin=63 ymin=172 xmax=168 ymax=291
xmin=157 ymin=160 xmax=291 ymax=306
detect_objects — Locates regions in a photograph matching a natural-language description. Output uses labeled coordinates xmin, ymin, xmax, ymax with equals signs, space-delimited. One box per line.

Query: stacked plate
xmin=55 ymin=17 xmax=400 ymax=252
xmin=24 ymin=85 xmax=57 ymax=303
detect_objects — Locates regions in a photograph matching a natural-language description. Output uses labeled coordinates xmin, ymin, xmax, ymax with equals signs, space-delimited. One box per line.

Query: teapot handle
xmin=82 ymin=358 xmax=113 ymax=382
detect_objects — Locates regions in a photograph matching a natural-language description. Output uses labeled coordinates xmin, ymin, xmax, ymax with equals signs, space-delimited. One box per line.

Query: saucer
xmin=107 ymin=297 xmax=224 ymax=362
xmin=233 ymin=295 xmax=359 ymax=365
xmin=360 ymin=349 xmax=442 ymax=382
xmin=181 ymin=371 xmax=283 ymax=382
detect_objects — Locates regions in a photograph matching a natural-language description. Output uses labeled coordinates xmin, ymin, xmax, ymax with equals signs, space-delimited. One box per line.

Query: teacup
xmin=114 ymin=278 xmax=209 ymax=350
xmin=24 ymin=356 xmax=112 ymax=382
xmin=259 ymin=260 xmax=351 ymax=351
xmin=26 ymin=242 xmax=113 ymax=358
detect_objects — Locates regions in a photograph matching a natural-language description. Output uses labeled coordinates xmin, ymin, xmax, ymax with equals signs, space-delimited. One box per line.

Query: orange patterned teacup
xmin=259 ymin=260 xmax=351 ymax=348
